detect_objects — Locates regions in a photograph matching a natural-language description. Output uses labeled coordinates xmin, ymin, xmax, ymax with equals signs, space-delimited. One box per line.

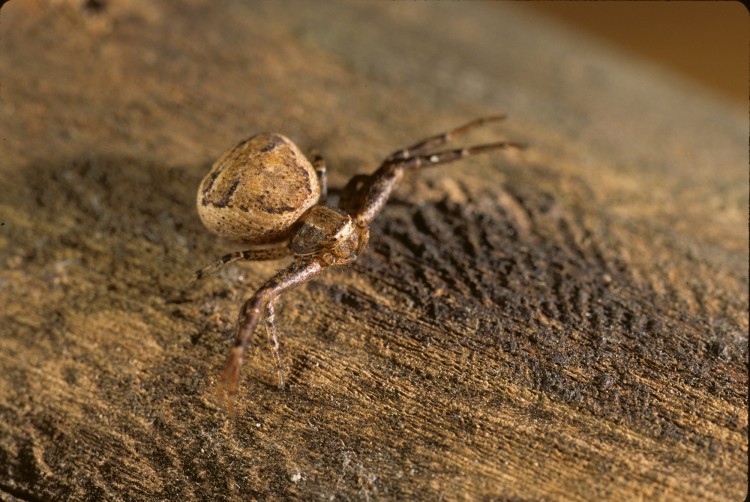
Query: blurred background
xmin=517 ymin=1 xmax=747 ymax=109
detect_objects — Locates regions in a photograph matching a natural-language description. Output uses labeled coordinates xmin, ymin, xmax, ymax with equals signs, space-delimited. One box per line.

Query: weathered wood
xmin=0 ymin=1 xmax=746 ymax=500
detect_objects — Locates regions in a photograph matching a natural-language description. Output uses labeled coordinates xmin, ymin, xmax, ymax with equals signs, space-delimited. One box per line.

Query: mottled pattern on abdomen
xmin=197 ymin=133 xmax=320 ymax=243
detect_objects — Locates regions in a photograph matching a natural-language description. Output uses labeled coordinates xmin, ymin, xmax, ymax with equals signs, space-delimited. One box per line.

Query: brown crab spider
xmin=191 ymin=115 xmax=524 ymax=397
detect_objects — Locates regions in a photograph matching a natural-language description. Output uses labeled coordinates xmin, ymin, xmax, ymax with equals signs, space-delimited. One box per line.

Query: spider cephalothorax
xmin=192 ymin=116 xmax=524 ymax=397
xmin=289 ymin=205 xmax=366 ymax=266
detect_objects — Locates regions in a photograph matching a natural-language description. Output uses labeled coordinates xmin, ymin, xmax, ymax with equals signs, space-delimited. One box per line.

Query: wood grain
xmin=0 ymin=1 xmax=746 ymax=500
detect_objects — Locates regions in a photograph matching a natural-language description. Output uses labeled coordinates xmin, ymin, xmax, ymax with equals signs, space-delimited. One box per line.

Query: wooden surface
xmin=0 ymin=1 xmax=747 ymax=500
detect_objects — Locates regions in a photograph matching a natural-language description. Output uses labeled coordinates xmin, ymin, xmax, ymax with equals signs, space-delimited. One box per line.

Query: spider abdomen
xmin=197 ymin=133 xmax=321 ymax=243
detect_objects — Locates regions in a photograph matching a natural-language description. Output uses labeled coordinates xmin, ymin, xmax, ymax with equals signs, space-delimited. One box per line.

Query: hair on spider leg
xmin=190 ymin=116 xmax=525 ymax=403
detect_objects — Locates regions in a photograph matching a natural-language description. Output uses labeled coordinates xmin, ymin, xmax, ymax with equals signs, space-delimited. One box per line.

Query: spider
xmin=191 ymin=116 xmax=524 ymax=397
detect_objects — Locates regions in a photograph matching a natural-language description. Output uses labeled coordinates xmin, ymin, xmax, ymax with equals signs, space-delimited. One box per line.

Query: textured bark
xmin=0 ymin=1 xmax=746 ymax=501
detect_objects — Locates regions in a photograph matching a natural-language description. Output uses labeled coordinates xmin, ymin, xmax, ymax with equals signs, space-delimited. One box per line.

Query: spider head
xmin=290 ymin=206 xmax=363 ymax=265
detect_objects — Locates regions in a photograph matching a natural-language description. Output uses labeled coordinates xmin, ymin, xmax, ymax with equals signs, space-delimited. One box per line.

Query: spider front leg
xmin=355 ymin=141 xmax=525 ymax=225
xmin=222 ymin=259 xmax=323 ymax=396
xmin=346 ymin=117 xmax=524 ymax=225
xmin=385 ymin=115 xmax=507 ymax=162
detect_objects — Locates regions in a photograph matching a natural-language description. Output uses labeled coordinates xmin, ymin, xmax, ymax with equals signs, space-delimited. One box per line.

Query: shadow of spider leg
xmin=264 ymin=299 xmax=285 ymax=389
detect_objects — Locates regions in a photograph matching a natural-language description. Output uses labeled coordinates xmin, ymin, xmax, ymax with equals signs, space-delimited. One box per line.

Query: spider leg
xmin=222 ymin=259 xmax=323 ymax=397
xmin=311 ymin=149 xmax=328 ymax=201
xmin=385 ymin=115 xmax=506 ymax=162
xmin=355 ymin=141 xmax=524 ymax=225
xmin=187 ymin=246 xmax=291 ymax=286
xmin=264 ymin=299 xmax=285 ymax=389
xmin=393 ymin=141 xmax=525 ymax=172
xmin=338 ymin=174 xmax=370 ymax=213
